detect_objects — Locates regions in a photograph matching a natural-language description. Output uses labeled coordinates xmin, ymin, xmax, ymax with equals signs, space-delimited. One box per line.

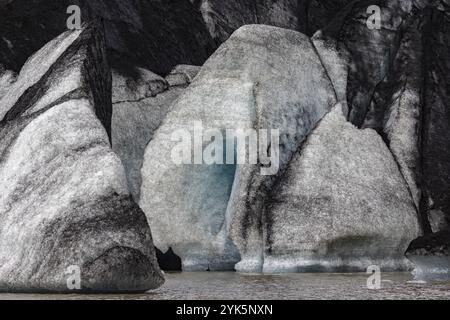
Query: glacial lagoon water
xmin=0 ymin=272 xmax=449 ymax=300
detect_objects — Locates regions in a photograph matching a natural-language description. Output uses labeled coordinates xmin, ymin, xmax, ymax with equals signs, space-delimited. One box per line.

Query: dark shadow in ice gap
xmin=155 ymin=247 xmax=182 ymax=272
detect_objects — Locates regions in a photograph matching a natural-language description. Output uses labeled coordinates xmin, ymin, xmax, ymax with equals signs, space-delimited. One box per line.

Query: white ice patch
xmin=0 ymin=29 xmax=82 ymax=120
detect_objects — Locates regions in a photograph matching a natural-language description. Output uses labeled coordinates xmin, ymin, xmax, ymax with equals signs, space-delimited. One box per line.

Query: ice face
xmin=409 ymin=256 xmax=450 ymax=281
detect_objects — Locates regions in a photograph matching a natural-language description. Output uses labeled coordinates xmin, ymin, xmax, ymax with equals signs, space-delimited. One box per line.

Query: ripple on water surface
xmin=0 ymin=272 xmax=449 ymax=300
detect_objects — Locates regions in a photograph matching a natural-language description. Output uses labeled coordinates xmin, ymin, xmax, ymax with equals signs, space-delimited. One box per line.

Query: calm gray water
xmin=0 ymin=272 xmax=449 ymax=300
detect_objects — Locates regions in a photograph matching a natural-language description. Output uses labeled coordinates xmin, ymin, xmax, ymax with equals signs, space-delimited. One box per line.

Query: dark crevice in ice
xmin=155 ymin=247 xmax=182 ymax=272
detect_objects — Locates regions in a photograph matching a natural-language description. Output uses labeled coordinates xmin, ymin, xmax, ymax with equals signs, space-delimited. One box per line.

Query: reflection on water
xmin=0 ymin=272 xmax=449 ymax=300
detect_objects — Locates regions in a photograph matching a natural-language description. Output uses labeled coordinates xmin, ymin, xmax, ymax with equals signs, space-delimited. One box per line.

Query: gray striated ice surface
xmin=263 ymin=104 xmax=420 ymax=273
xmin=112 ymin=65 xmax=201 ymax=200
xmin=0 ymin=24 xmax=163 ymax=292
xmin=139 ymin=25 xmax=337 ymax=271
